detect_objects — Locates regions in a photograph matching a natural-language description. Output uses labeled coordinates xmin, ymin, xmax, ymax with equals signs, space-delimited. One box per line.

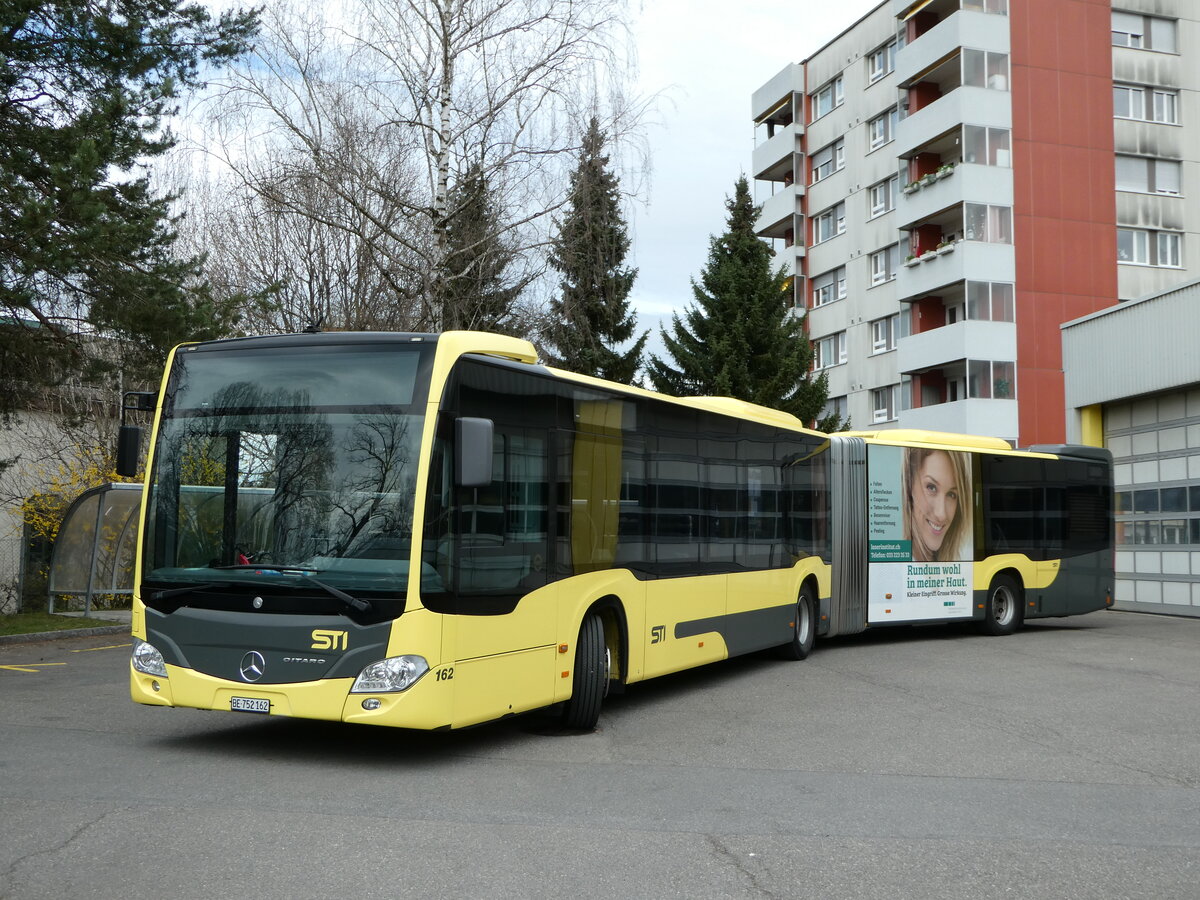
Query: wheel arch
xmin=581 ymin=594 xmax=629 ymax=686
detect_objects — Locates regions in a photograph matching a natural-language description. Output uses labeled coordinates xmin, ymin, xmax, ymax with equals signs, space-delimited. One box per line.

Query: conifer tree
xmin=647 ymin=176 xmax=839 ymax=428
xmin=546 ymin=117 xmax=646 ymax=384
xmin=0 ymin=1 xmax=258 ymax=415
xmin=440 ymin=162 xmax=522 ymax=332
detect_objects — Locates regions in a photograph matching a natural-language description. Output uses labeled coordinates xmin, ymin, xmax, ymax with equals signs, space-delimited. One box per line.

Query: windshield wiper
xmin=211 ymin=563 xmax=321 ymax=572
xmin=304 ymin=575 xmax=372 ymax=613
xmin=150 ymin=582 xmax=231 ymax=602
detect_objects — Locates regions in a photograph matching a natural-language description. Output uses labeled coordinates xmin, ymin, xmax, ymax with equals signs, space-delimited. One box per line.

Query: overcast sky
xmin=627 ymin=0 xmax=882 ymax=348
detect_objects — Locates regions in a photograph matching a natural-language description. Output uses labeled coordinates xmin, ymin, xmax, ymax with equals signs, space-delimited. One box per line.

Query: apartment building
xmin=752 ymin=0 xmax=1199 ymax=444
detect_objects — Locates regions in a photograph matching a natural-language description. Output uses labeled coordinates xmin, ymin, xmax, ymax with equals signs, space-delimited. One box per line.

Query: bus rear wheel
xmin=561 ymin=612 xmax=608 ymax=730
xmin=982 ymin=574 xmax=1023 ymax=636
xmin=776 ymin=584 xmax=816 ymax=660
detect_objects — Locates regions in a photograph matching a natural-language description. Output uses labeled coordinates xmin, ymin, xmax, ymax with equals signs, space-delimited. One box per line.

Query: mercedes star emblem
xmin=239 ymin=651 xmax=266 ymax=682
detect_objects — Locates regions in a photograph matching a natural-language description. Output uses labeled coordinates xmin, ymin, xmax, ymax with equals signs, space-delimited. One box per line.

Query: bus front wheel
xmin=562 ymin=612 xmax=608 ymax=730
xmin=776 ymin=585 xmax=816 ymax=660
xmin=982 ymin=574 xmax=1023 ymax=636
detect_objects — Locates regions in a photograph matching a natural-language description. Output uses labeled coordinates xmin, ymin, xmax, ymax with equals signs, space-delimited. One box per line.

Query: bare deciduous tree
xmin=191 ymin=0 xmax=642 ymax=334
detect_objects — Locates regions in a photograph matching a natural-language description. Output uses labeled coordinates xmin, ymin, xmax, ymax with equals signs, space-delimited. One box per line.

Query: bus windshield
xmin=142 ymin=342 xmax=434 ymax=598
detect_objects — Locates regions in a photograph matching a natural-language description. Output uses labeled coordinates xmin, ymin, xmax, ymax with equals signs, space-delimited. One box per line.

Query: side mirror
xmin=116 ymin=391 xmax=155 ymax=478
xmin=116 ymin=425 xmax=142 ymax=477
xmin=455 ymin=417 xmax=494 ymax=487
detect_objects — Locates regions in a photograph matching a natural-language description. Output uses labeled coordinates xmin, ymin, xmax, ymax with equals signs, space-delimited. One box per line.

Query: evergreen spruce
xmin=546 ymin=117 xmax=646 ymax=384
xmin=0 ymin=1 xmax=258 ymax=413
xmin=440 ymin=162 xmax=522 ymax=332
xmin=647 ymin=176 xmax=839 ymax=428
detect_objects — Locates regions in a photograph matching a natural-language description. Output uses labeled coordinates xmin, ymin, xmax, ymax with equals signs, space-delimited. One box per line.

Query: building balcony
xmin=893 ymin=0 xmax=958 ymax=26
xmin=898 ymin=397 xmax=1018 ymax=441
xmin=894 ymin=8 xmax=1011 ymax=90
xmin=752 ymin=63 xmax=806 ymax=124
xmin=895 ymin=86 xmax=1011 ymax=159
xmin=896 ymin=240 xmax=1014 ymax=302
xmin=897 ymin=319 xmax=1016 ymax=374
xmin=897 ymin=164 xmax=1013 ymax=230
xmin=772 ymin=247 xmax=801 ymax=280
xmin=753 ymin=122 xmax=803 ymax=183
xmin=754 ymin=185 xmax=801 ymax=240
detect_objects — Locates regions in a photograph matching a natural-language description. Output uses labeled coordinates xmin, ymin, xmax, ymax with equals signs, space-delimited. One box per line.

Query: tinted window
xmin=423 ymin=357 xmax=829 ymax=612
xmin=171 ymin=345 xmax=428 ymax=411
xmin=982 ymin=455 xmax=1111 ymax=559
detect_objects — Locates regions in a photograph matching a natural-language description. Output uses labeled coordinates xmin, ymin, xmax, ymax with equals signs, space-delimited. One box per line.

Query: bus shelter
xmin=48 ymin=483 xmax=142 ymax=615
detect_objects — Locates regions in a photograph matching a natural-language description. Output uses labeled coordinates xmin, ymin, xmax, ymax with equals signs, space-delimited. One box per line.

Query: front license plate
xmin=231 ymin=696 xmax=270 ymax=714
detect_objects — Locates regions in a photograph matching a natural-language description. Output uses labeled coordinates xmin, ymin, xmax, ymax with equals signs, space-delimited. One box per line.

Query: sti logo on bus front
xmin=311 ymin=630 xmax=348 ymax=651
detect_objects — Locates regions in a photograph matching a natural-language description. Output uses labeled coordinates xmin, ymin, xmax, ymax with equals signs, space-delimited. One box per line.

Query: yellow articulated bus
xmin=821 ymin=430 xmax=1112 ymax=640
xmin=121 ymin=330 xmax=832 ymax=730
xmin=119 ymin=331 xmax=1112 ymax=731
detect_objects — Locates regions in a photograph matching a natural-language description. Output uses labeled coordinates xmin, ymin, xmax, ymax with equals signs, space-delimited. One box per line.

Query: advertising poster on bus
xmin=866 ymin=444 xmax=974 ymax=622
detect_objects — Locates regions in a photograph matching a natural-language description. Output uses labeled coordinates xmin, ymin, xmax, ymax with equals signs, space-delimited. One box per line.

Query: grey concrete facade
xmin=1063 ymin=279 xmax=1200 ymax=618
xmin=752 ymin=0 xmax=1200 ymax=439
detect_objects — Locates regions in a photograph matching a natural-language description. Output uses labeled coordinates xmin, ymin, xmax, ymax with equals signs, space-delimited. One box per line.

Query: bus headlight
xmin=132 ymin=638 xmax=168 ymax=678
xmin=350 ymin=656 xmax=429 ymax=693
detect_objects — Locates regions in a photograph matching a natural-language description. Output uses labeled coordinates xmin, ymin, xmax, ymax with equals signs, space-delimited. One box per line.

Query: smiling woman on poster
xmin=902 ymin=448 xmax=972 ymax=562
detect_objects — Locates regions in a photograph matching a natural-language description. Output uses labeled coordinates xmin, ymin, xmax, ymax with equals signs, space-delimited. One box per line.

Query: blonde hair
xmin=902 ymin=448 xmax=973 ymax=562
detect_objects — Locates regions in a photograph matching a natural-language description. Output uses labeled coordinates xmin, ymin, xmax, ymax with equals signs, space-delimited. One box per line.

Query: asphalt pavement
xmin=1 ymin=607 xmax=1197 ymax=899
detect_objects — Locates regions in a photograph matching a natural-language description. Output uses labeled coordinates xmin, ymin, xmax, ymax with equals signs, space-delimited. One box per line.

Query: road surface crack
xmin=706 ymin=834 xmax=777 ymax=898
xmin=0 ymin=806 xmax=121 ymax=898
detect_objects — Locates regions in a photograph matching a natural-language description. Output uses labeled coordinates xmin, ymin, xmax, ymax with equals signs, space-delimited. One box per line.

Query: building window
xmin=869 ymin=245 xmax=900 ymax=285
xmin=963 ymin=0 xmax=1007 ymax=12
xmin=966 ymin=360 xmax=1016 ymax=399
xmin=964 ymin=204 xmax=1012 ymax=243
xmin=1115 ymin=486 xmax=1200 ymax=548
xmin=1114 ymin=84 xmax=1179 ymax=124
xmin=810 ymin=138 xmax=845 ymax=184
xmin=814 ymin=332 xmax=847 ymax=370
xmin=870 ymin=315 xmax=899 ymax=354
xmin=872 ymin=385 xmax=899 ymax=423
xmin=965 ymin=281 xmax=1015 ymax=322
xmin=1117 ymin=228 xmax=1183 ymax=267
xmin=962 ymin=50 xmax=1009 ymax=91
xmin=963 ymin=125 xmax=1011 ymax=166
xmin=812 ymin=76 xmax=844 ymax=121
xmin=1112 ymin=12 xmax=1177 ymax=52
xmin=868 ymin=107 xmax=899 ymax=150
xmin=868 ymin=176 xmax=898 ymax=218
xmin=821 ymin=395 xmax=847 ymax=423
xmin=1115 ymin=156 xmax=1182 ymax=195
xmin=868 ymin=40 xmax=896 ymax=83
xmin=813 ymin=202 xmax=846 ymax=244
xmin=812 ymin=266 xmax=847 ymax=307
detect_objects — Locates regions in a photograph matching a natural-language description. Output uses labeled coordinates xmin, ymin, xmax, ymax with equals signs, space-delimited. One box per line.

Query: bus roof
xmin=834 ymin=429 xmax=1015 ymax=452
xmin=538 ymin=365 xmax=822 ymax=434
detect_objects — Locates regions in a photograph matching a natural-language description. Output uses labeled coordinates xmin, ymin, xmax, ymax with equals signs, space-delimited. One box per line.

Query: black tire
xmin=561 ymin=612 xmax=607 ymax=730
xmin=981 ymin=574 xmax=1023 ymax=636
xmin=776 ymin=584 xmax=816 ymax=660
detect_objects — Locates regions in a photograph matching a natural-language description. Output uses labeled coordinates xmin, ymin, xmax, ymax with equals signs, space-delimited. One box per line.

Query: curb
xmin=0 ymin=625 xmax=131 ymax=646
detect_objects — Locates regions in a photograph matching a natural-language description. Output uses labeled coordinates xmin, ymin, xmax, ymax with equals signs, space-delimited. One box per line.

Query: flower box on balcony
xmin=902 ymin=181 xmax=920 ymax=195
xmin=919 ymin=173 xmax=937 ymax=187
xmin=903 ymin=255 xmax=920 ymax=267
xmin=935 ymin=164 xmax=955 ymax=180
xmin=935 ymin=241 xmax=955 ymax=255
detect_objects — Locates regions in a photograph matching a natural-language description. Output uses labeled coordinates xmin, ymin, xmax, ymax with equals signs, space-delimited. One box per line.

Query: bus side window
xmin=782 ymin=437 xmax=830 ymax=563
xmin=420 ymin=434 xmax=453 ymax=595
xmin=455 ymin=427 xmax=550 ymax=596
